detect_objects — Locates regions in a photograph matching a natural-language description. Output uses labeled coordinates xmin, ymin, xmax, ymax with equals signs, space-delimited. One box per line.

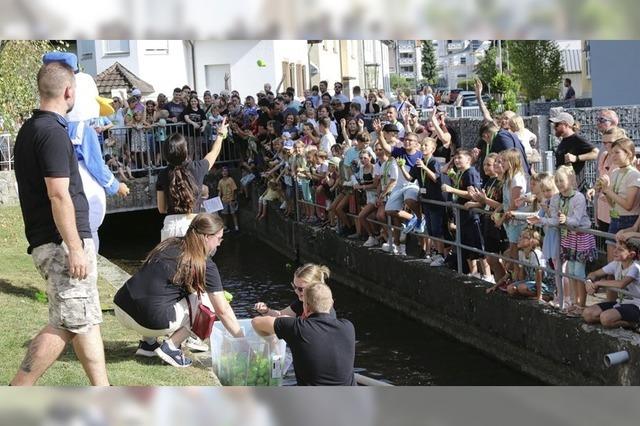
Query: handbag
xmin=187 ymin=292 xmax=217 ymax=340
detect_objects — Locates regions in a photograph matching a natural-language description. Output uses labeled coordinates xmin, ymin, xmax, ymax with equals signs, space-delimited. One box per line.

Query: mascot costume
xmin=43 ymin=52 xmax=129 ymax=251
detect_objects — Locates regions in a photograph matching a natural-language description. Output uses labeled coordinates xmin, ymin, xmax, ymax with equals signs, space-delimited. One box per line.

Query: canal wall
xmin=238 ymin=197 xmax=640 ymax=385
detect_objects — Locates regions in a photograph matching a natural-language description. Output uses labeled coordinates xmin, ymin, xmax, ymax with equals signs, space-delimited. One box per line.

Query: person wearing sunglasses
xmin=253 ymin=263 xmax=335 ymax=318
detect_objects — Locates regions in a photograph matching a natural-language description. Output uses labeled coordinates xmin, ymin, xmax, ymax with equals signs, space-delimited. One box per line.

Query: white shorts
xmin=160 ymin=214 xmax=196 ymax=241
xmin=385 ymin=184 xmax=419 ymax=212
xmin=114 ymin=293 xmax=213 ymax=338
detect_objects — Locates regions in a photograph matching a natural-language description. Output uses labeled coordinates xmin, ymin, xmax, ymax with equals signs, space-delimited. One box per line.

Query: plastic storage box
xmin=211 ymin=318 xmax=288 ymax=386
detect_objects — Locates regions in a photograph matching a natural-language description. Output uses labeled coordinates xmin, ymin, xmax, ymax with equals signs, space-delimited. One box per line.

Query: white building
xmin=77 ymin=40 xmax=309 ymax=98
xmin=309 ymin=40 xmax=393 ymax=97
xmin=389 ymin=40 xmax=422 ymax=82
xmin=435 ymin=40 xmax=491 ymax=89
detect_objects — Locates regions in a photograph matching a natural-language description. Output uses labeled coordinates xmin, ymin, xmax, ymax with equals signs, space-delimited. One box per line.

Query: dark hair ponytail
xmin=165 ymin=133 xmax=196 ymax=213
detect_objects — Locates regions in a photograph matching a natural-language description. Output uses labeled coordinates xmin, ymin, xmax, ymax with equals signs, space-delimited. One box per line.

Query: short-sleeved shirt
xmin=217 ymin=177 xmax=238 ymax=203
xmin=409 ymin=156 xmax=443 ymax=201
xmin=274 ymin=313 xmax=356 ymax=386
xmin=14 ymin=110 xmax=91 ymax=253
xmin=391 ymin=147 xmax=422 ymax=186
xmin=319 ymin=133 xmax=336 ymax=154
xmin=609 ymin=166 xmax=640 ymax=216
xmin=601 ymin=261 xmax=640 ymax=307
xmin=554 ymin=134 xmax=595 ymax=176
xmin=458 ymin=167 xmax=482 ymax=222
xmin=180 ymin=107 xmax=206 ymax=125
xmin=374 ymin=159 xmax=399 ymax=191
xmin=490 ymin=129 xmax=531 ymax=175
xmin=162 ymin=101 xmax=185 ymax=120
xmin=156 ymin=159 xmax=209 ymax=214
xmin=503 ymin=172 xmax=528 ymax=212
xmin=113 ymin=244 xmax=223 ymax=329
xmin=288 ymin=299 xmax=337 ymax=318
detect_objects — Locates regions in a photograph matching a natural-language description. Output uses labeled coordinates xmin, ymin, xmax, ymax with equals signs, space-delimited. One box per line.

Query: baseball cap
xmin=382 ymin=123 xmax=399 ymax=133
xmin=42 ymin=52 xmax=79 ymax=73
xmin=549 ymin=112 xmax=575 ymax=126
xmin=283 ymin=140 xmax=295 ymax=150
xmin=131 ymin=88 xmax=142 ymax=97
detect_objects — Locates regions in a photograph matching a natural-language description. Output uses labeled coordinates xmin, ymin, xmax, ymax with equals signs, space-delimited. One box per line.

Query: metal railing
xmin=106 ymin=123 xmax=244 ymax=174
xmin=290 ymin=184 xmax=640 ymax=311
xmin=0 ymin=133 xmax=12 ymax=171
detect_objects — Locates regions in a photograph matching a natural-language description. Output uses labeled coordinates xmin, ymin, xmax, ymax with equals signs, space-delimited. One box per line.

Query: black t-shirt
xmin=458 ymin=167 xmax=482 ymax=223
xmin=13 ymin=110 xmax=91 ymax=253
xmin=180 ymin=107 xmax=206 ymax=125
xmin=274 ymin=313 xmax=356 ymax=386
xmin=555 ymin=134 xmax=595 ymax=176
xmin=288 ymin=299 xmax=337 ymax=318
xmin=409 ymin=157 xmax=444 ymax=201
xmin=113 ymin=244 xmax=223 ymax=329
xmin=156 ymin=159 xmax=209 ymax=214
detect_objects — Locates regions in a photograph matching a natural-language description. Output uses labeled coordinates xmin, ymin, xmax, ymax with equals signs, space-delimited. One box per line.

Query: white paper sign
xmin=203 ymin=196 xmax=224 ymax=213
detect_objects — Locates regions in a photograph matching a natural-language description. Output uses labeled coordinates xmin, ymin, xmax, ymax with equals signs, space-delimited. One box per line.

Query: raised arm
xmin=203 ymin=117 xmax=229 ymax=170
xmin=475 ymin=78 xmax=493 ymax=123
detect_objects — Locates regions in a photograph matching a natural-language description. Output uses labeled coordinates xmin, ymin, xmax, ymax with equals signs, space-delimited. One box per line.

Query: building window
xmin=460 ymin=57 xmax=466 ymax=65
xmin=400 ymin=65 xmax=414 ymax=73
xmin=400 ymin=52 xmax=413 ymax=58
xmin=144 ymin=40 xmax=169 ymax=55
xmin=103 ymin=40 xmax=130 ymax=56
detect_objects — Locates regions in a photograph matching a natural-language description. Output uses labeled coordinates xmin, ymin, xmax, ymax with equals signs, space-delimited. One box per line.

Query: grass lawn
xmin=0 ymin=205 xmax=218 ymax=385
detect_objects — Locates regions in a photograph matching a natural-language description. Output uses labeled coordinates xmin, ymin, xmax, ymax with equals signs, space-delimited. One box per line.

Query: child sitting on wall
xmin=582 ymin=239 xmax=640 ymax=328
xmin=506 ymin=228 xmax=555 ymax=301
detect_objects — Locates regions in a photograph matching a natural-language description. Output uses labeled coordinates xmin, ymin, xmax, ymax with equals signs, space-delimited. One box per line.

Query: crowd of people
xmin=140 ymin=77 xmax=636 ymax=331
xmin=11 ymin=51 xmax=640 ymax=387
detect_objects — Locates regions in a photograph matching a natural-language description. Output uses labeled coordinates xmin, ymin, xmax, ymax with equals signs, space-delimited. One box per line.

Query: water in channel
xmin=100 ymin=210 xmax=542 ymax=385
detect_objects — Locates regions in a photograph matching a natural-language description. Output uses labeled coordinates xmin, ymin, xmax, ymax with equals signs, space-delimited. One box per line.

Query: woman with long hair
xmin=113 ymin=213 xmax=242 ymax=367
xmin=254 ymin=263 xmax=333 ymax=318
xmin=156 ymin=118 xmax=229 ymax=240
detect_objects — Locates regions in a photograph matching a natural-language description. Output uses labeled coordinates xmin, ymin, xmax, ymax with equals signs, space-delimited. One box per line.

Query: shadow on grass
xmin=0 ymin=278 xmax=44 ymax=301
xmin=56 ymin=339 xmax=168 ymax=366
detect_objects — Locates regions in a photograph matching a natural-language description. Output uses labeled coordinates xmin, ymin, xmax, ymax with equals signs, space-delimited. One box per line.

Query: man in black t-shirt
xmin=162 ymin=87 xmax=186 ymax=123
xmin=252 ymin=283 xmax=356 ymax=386
xmin=551 ymin=112 xmax=598 ymax=176
xmin=12 ymin=57 xmax=109 ymax=385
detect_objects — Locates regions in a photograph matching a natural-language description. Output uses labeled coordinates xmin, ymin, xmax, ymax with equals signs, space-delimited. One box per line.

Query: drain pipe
xmin=186 ymin=40 xmax=196 ymax=90
xmin=604 ymin=350 xmax=629 ymax=367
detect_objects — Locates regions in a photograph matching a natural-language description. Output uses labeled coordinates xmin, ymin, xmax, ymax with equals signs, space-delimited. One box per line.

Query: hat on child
xmin=328 ymin=156 xmax=341 ymax=167
xmin=283 ymin=139 xmax=295 ymax=150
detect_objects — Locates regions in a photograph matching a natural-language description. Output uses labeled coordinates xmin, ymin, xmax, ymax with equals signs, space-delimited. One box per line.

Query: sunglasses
xmin=597 ymin=117 xmax=613 ymax=124
xmin=291 ymin=282 xmax=305 ymax=292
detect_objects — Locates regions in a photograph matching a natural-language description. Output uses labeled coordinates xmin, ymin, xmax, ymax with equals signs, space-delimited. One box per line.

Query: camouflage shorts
xmin=31 ymin=239 xmax=102 ymax=334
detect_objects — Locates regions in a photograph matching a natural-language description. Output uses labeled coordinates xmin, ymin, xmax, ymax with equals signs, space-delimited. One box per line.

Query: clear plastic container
xmin=211 ymin=319 xmax=288 ymax=386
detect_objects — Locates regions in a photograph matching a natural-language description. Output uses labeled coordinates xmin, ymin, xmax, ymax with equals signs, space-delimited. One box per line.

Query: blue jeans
xmin=608 ymin=215 xmax=638 ymax=235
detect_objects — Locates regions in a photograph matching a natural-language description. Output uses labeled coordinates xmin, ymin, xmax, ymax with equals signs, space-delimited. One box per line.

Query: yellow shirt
xmin=217 ymin=177 xmax=238 ymax=203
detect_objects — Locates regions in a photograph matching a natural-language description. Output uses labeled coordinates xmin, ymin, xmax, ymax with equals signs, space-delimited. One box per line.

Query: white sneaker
xmin=468 ymin=272 xmax=482 ymax=279
xmin=423 ymin=254 xmax=433 ymax=264
xmin=363 ymin=236 xmax=379 ymax=247
xmin=430 ymin=254 xmax=445 ymax=267
xmin=381 ymin=242 xmax=396 ymax=253
xmin=396 ymin=244 xmax=407 ymax=256
xmin=184 ymin=336 xmax=209 ymax=352
xmin=280 ymin=201 xmax=287 ymax=210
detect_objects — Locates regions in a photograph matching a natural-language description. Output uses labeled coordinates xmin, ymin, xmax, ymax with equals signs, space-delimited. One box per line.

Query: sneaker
xmin=402 ymin=214 xmax=418 ymax=234
xmin=381 ymin=242 xmax=396 ymax=253
xmin=363 ymin=236 xmax=379 ymax=247
xmin=468 ymin=272 xmax=482 ymax=279
xmin=482 ymin=275 xmax=495 ymax=284
xmin=396 ymin=244 xmax=407 ymax=256
xmin=135 ymin=340 xmax=160 ymax=357
xmin=430 ymin=254 xmax=446 ymax=267
xmin=423 ymin=254 xmax=433 ymax=264
xmin=416 ymin=215 xmax=426 ymax=234
xmin=155 ymin=341 xmax=193 ymax=368
xmin=184 ymin=336 xmax=209 ymax=352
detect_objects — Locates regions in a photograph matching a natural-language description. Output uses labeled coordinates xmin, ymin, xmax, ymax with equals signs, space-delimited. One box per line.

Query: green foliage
xmin=390 ymin=74 xmax=413 ymax=93
xmin=488 ymin=72 xmax=520 ymax=113
xmin=456 ymin=79 xmax=475 ymax=90
xmin=491 ymin=72 xmax=519 ymax=95
xmin=508 ymin=40 xmax=564 ymax=101
xmin=0 ymin=40 xmax=68 ymax=136
xmin=474 ymin=45 xmax=498 ymax=90
xmin=420 ymin=40 xmax=438 ymax=84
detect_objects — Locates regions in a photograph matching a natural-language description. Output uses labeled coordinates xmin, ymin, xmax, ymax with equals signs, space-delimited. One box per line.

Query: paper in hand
xmin=203 ymin=196 xmax=224 ymax=213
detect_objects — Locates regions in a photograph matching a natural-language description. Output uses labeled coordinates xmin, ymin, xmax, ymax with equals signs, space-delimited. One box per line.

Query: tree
xmin=0 ymin=40 xmax=67 ymax=135
xmin=489 ymin=72 xmax=520 ymax=113
xmin=390 ymin=74 xmax=413 ymax=94
xmin=508 ymin=40 xmax=564 ymax=101
xmin=474 ymin=45 xmax=498 ymax=91
xmin=420 ymin=40 xmax=438 ymax=85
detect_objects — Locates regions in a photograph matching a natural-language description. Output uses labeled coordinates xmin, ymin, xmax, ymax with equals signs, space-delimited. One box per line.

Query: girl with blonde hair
xmin=254 ymin=263 xmax=333 ymax=318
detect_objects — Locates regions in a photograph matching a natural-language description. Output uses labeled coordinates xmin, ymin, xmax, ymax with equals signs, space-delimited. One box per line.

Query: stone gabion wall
xmin=529 ymin=98 xmax=593 ymax=116
xmin=0 ymin=171 xmax=18 ymax=206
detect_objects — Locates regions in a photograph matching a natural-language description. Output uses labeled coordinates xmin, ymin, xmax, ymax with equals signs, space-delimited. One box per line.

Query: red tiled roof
xmin=95 ymin=62 xmax=154 ymax=96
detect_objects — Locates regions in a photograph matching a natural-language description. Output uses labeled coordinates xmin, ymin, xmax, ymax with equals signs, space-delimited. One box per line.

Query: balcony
xmin=447 ymin=41 xmax=465 ymax=51
xmin=398 ymin=57 xmax=415 ymax=65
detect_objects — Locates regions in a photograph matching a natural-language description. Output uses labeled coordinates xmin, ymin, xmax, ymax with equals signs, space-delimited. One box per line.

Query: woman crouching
xmin=113 ymin=213 xmax=242 ymax=368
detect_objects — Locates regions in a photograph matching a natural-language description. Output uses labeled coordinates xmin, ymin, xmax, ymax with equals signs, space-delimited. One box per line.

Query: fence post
xmin=555 ymin=226 xmax=564 ymax=310
xmin=453 ymin=205 xmax=463 ymax=274
xmin=386 ymin=214 xmax=393 ymax=247
xmin=294 ymin=177 xmax=300 ymax=223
